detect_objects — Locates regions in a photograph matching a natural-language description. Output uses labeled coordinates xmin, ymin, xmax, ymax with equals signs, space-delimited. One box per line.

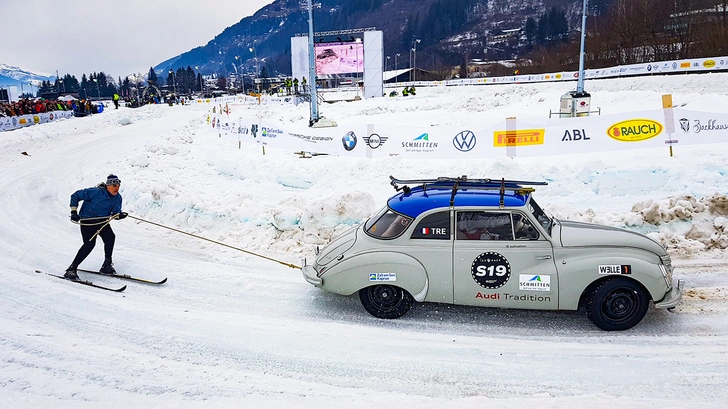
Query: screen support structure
xmin=305 ymin=1 xmax=336 ymax=128
xmin=306 ymin=1 xmax=319 ymax=125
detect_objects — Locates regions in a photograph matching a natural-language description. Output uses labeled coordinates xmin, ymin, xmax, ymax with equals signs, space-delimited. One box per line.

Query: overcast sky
xmin=1 ymin=0 xmax=274 ymax=79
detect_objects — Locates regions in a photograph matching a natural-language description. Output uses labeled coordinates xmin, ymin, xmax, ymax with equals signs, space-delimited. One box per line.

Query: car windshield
xmin=365 ymin=208 xmax=413 ymax=239
xmin=528 ymin=198 xmax=553 ymax=235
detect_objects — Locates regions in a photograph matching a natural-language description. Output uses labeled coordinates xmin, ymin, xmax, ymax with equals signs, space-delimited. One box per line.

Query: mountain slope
xmin=153 ymin=0 xmax=582 ymax=77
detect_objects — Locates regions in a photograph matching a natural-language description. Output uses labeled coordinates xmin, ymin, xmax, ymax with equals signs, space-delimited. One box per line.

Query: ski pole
xmin=126 ymin=214 xmax=301 ymax=269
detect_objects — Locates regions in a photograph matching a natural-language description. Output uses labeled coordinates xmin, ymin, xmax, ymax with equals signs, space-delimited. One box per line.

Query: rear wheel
xmin=359 ymin=285 xmax=414 ymax=319
xmin=587 ymin=278 xmax=650 ymax=331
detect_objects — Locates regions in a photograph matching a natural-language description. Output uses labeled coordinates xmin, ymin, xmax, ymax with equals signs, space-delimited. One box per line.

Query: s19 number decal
xmin=471 ymin=252 xmax=511 ymax=289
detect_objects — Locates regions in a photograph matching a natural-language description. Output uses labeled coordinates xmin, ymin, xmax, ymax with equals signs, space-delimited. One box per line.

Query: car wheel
xmin=358 ymin=285 xmax=414 ymax=319
xmin=587 ymin=278 xmax=650 ymax=331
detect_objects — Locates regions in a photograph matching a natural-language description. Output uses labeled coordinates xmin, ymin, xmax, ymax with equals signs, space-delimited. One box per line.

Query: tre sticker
xmin=471 ymin=252 xmax=511 ymax=289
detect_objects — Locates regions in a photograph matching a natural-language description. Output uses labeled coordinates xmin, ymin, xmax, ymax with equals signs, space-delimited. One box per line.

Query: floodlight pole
xmin=306 ymin=0 xmax=319 ymax=125
xmin=413 ymin=39 xmax=420 ymax=82
xmin=576 ymin=0 xmax=588 ymax=94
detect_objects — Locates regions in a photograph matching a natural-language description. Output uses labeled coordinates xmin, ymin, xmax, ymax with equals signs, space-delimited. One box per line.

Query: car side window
xmin=513 ymin=213 xmax=540 ymax=240
xmin=411 ymin=211 xmax=450 ymax=240
xmin=456 ymin=212 xmax=513 ymax=241
xmin=365 ymin=209 xmax=413 ymax=239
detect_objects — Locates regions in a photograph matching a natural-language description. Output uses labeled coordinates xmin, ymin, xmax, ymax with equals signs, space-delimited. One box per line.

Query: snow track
xmin=2 ymin=76 xmax=728 ymax=408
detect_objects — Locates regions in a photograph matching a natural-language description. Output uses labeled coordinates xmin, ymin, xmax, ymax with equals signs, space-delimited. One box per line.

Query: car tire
xmin=587 ymin=278 xmax=650 ymax=331
xmin=359 ymin=285 xmax=414 ymax=319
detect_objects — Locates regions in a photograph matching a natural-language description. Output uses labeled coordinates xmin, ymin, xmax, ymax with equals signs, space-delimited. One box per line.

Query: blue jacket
xmin=70 ymin=186 xmax=123 ymax=219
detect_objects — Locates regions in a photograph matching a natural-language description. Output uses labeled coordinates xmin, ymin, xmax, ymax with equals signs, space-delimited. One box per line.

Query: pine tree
xmin=148 ymin=67 xmax=158 ymax=86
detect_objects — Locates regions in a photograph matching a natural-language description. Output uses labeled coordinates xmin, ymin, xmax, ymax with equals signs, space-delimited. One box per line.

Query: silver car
xmin=302 ymin=176 xmax=683 ymax=331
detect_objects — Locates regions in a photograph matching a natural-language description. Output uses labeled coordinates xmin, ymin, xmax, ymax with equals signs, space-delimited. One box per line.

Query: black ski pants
xmin=71 ymin=223 xmax=115 ymax=266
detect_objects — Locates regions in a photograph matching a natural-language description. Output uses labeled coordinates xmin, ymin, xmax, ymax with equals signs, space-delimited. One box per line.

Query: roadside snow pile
xmin=552 ymin=193 xmax=728 ymax=257
xmin=119 ymin=117 xmax=132 ymax=125
xmin=629 ymin=194 xmax=728 ymax=256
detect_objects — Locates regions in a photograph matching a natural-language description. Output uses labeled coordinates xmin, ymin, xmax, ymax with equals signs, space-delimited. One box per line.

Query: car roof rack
xmin=390 ymin=175 xmax=548 ymax=208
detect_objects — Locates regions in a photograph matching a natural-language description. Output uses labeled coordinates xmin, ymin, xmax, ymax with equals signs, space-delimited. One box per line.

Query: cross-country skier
xmin=64 ymin=174 xmax=128 ymax=279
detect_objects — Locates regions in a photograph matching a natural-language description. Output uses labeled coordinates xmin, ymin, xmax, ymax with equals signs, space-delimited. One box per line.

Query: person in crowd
xmin=64 ymin=174 xmax=127 ymax=280
xmin=293 ymin=77 xmax=299 ymax=94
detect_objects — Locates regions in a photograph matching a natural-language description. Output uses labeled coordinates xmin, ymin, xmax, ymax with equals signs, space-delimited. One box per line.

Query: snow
xmin=1 ymin=73 xmax=728 ymax=408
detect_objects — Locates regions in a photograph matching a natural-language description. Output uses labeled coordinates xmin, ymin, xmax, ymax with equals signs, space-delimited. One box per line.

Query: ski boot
xmin=64 ymin=264 xmax=79 ymax=280
xmin=99 ymin=258 xmax=116 ymax=275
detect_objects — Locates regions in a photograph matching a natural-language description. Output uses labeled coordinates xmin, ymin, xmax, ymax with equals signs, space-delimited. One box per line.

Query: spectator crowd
xmin=1 ymin=98 xmax=102 ymax=117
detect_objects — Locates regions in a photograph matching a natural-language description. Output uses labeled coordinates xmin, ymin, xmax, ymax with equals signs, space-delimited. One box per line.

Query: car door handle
xmin=535 ymin=255 xmax=552 ymax=260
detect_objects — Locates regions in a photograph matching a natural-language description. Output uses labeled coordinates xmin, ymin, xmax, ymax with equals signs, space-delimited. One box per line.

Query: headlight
xmin=659 ymin=255 xmax=673 ymax=290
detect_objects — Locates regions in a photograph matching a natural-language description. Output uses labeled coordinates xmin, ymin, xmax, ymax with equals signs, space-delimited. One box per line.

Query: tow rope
xmin=126 ymin=214 xmax=301 ymax=269
xmin=73 ymin=214 xmax=301 ymax=269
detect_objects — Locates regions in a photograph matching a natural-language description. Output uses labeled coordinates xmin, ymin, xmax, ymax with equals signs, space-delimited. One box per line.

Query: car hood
xmin=558 ymin=219 xmax=666 ymax=256
xmin=316 ymin=225 xmax=358 ymax=266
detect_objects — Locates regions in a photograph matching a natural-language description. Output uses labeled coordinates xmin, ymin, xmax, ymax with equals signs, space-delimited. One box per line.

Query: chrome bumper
xmin=655 ymin=279 xmax=683 ymax=309
xmin=302 ymin=265 xmax=322 ymax=286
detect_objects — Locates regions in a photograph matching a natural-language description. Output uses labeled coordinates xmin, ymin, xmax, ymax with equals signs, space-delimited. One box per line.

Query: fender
xmin=320 ymin=251 xmax=429 ymax=301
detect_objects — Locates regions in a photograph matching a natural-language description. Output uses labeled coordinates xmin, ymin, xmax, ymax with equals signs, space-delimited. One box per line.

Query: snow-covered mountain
xmin=0 ymin=63 xmax=54 ymax=87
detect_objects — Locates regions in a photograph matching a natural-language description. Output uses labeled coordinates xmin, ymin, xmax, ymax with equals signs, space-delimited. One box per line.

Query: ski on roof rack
xmin=389 ymin=175 xmax=547 ymax=207
xmin=390 ymin=175 xmax=547 ymax=191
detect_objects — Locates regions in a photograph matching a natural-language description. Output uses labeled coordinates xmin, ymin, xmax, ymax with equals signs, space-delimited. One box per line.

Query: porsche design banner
xmin=208 ymin=108 xmax=728 ymax=159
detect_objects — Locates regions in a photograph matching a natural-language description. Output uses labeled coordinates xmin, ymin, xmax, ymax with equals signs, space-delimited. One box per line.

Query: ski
xmin=35 ymin=270 xmax=127 ymax=292
xmin=76 ymin=269 xmax=167 ymax=285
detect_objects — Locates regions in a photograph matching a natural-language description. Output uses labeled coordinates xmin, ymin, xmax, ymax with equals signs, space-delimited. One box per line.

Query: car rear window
xmin=411 ymin=211 xmax=450 ymax=239
xmin=365 ymin=209 xmax=413 ymax=239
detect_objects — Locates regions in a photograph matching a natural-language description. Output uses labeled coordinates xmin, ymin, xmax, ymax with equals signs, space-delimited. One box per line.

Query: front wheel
xmin=587 ymin=278 xmax=650 ymax=331
xmin=359 ymin=285 xmax=414 ymax=319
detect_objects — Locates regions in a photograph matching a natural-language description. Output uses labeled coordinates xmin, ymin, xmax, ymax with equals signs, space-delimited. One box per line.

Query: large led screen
xmin=314 ymin=42 xmax=364 ymax=75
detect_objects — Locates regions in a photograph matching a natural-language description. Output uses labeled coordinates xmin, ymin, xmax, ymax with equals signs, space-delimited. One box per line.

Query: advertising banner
xmin=410 ymin=55 xmax=728 ymax=90
xmin=0 ymin=110 xmax=75 ymax=132
xmin=209 ymin=108 xmax=728 ymax=159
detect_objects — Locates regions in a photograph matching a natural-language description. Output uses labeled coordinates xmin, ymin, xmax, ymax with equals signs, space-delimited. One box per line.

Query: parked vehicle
xmin=302 ymin=176 xmax=683 ymax=331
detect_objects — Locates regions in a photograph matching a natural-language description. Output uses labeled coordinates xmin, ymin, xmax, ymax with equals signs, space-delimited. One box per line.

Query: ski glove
xmin=118 ymin=212 xmax=128 ymax=220
xmin=70 ymin=210 xmax=80 ymax=222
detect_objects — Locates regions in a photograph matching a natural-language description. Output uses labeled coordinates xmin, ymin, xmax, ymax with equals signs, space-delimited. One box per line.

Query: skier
xmin=64 ymin=174 xmax=128 ymax=279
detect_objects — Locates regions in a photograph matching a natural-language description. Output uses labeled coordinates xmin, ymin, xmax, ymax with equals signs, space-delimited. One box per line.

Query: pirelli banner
xmin=208 ymin=108 xmax=727 ymax=159
xmin=0 ymin=111 xmax=75 ymax=132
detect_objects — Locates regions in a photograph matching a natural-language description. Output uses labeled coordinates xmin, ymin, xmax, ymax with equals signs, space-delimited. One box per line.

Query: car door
xmin=452 ymin=210 xmax=559 ymax=310
xmin=406 ymin=209 xmax=454 ymax=304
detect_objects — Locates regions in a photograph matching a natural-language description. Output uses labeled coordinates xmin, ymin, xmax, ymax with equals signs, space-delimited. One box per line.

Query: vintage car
xmin=302 ymin=176 xmax=683 ymax=331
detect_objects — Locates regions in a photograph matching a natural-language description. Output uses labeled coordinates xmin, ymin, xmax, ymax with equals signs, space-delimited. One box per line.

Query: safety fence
xmin=0 ymin=110 xmax=75 ymax=132
xmin=388 ymin=55 xmax=728 ymax=88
